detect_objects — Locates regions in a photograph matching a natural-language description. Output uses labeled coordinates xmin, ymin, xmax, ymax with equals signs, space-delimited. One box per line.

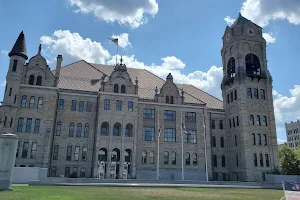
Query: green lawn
xmin=0 ymin=186 xmax=284 ymax=200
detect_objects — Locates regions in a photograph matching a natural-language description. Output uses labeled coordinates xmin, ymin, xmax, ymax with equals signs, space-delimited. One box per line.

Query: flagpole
xmin=157 ymin=110 xmax=160 ymax=181
xmin=116 ymin=44 xmax=118 ymax=65
xmin=203 ymin=109 xmax=209 ymax=182
xmin=181 ymin=112 xmax=184 ymax=181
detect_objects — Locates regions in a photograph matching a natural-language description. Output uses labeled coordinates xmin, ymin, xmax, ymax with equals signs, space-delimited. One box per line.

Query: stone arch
xmin=242 ymin=42 xmax=251 ymax=54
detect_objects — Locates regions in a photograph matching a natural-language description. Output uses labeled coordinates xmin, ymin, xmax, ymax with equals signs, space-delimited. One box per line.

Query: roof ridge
xmin=189 ymin=84 xmax=223 ymax=102
xmin=84 ymin=61 xmax=107 ymax=77
xmin=176 ymin=85 xmax=206 ymax=105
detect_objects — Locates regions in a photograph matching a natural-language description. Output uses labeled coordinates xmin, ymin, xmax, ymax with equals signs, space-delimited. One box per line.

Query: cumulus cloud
xmin=40 ymin=30 xmax=110 ymax=65
xmin=110 ymin=33 xmax=131 ymax=48
xmin=263 ymin=33 xmax=276 ymax=44
xmin=67 ymin=0 xmax=159 ymax=28
xmin=224 ymin=16 xmax=235 ymax=26
xmin=241 ymin=0 xmax=300 ymax=27
xmin=277 ymin=138 xmax=286 ymax=144
xmin=107 ymin=55 xmax=223 ymax=98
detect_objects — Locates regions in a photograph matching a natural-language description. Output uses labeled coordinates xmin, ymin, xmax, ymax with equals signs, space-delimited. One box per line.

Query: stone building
xmin=0 ymin=13 xmax=279 ymax=181
xmin=285 ymin=120 xmax=300 ymax=150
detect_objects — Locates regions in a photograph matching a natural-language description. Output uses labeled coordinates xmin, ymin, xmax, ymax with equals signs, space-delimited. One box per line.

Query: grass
xmin=0 ymin=186 xmax=284 ymax=200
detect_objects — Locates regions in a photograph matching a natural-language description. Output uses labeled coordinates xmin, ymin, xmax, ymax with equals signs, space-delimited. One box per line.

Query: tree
xmin=279 ymin=146 xmax=300 ymax=175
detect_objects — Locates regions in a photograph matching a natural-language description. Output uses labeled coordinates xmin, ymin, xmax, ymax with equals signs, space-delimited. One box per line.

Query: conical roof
xmin=8 ymin=31 xmax=28 ymax=60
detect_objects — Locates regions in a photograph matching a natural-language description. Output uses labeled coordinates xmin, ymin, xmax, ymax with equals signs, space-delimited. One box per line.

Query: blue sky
xmin=1 ymin=0 xmax=300 ymax=144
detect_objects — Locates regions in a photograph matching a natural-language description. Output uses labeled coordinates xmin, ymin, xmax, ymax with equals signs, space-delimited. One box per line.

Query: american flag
xmin=108 ymin=37 xmax=118 ymax=45
xmin=182 ymin=122 xmax=188 ymax=134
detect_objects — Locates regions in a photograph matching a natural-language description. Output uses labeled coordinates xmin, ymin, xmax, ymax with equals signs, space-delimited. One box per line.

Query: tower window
xmin=12 ymin=60 xmax=18 ymax=72
xmin=254 ymin=153 xmax=257 ymax=166
xmin=229 ymin=119 xmax=232 ymax=128
xmin=227 ymin=57 xmax=235 ymax=78
xmin=114 ymin=84 xmax=119 ymax=93
xmin=29 ymin=75 xmax=35 ymax=85
xmin=9 ymin=88 xmax=12 ymax=96
xmin=235 ymin=135 xmax=237 ymax=146
xmin=247 ymin=88 xmax=252 ymax=98
xmin=260 ymin=89 xmax=265 ymax=99
xmin=170 ymin=96 xmax=174 ymax=104
xmin=10 ymin=117 xmax=13 ymax=127
xmin=233 ymin=117 xmax=235 ymax=127
xmin=121 ymin=84 xmax=126 ymax=93
xmin=59 ymin=99 xmax=64 ymax=110
xmin=234 ymin=90 xmax=237 ymax=100
xmin=227 ymin=94 xmax=230 ymax=103
xmin=256 ymin=115 xmax=261 ymax=126
xmin=258 ymin=134 xmax=262 ymax=145
xmin=246 ymin=53 xmax=261 ymax=76
xmin=36 ymin=76 xmax=42 ymax=86
xmin=254 ymin=88 xmax=259 ymax=99
xmin=250 ymin=115 xmax=254 ymax=125
xmin=230 ymin=92 xmax=233 ymax=102
xmin=252 ymin=133 xmax=256 ymax=145
xmin=219 ymin=120 xmax=223 ymax=129
xmin=236 ymin=116 xmax=239 ymax=126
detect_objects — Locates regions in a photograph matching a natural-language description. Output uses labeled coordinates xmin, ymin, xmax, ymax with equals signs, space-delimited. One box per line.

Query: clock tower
xmin=221 ymin=13 xmax=279 ymax=181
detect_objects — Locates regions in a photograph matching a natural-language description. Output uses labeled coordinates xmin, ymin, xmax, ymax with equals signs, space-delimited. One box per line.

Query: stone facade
xmin=0 ymin=14 xmax=280 ymax=181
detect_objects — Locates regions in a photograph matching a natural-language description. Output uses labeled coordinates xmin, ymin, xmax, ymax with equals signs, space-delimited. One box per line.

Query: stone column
xmin=0 ymin=133 xmax=19 ymax=190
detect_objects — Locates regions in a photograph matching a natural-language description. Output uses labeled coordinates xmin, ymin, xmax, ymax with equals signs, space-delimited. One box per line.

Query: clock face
xmin=247 ymin=28 xmax=255 ymax=36
xmin=226 ymin=33 xmax=231 ymax=41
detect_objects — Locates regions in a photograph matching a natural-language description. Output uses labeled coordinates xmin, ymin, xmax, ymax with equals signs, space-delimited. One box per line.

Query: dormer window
xmin=29 ymin=75 xmax=35 ymax=85
xmin=166 ymin=96 xmax=169 ymax=104
xmin=36 ymin=76 xmax=42 ymax=86
xmin=114 ymin=84 xmax=119 ymax=93
xmin=121 ymin=84 xmax=126 ymax=93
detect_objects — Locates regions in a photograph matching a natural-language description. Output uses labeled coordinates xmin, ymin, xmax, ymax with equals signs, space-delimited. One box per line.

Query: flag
xmin=108 ymin=37 xmax=118 ymax=45
xmin=182 ymin=122 xmax=188 ymax=134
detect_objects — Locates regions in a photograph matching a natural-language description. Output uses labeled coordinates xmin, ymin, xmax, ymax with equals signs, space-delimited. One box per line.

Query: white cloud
xmin=0 ymin=80 xmax=6 ymax=87
xmin=241 ymin=0 xmax=300 ymax=27
xmin=277 ymin=138 xmax=286 ymax=144
xmin=224 ymin=16 xmax=235 ymax=26
xmin=263 ymin=33 xmax=276 ymax=44
xmin=67 ymin=0 xmax=159 ymax=28
xmin=1 ymin=50 xmax=8 ymax=55
xmin=111 ymin=33 xmax=131 ymax=48
xmin=107 ymin=55 xmax=223 ymax=98
xmin=40 ymin=30 xmax=110 ymax=66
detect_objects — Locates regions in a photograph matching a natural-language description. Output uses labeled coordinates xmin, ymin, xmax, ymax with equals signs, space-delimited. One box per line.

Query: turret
xmin=55 ymin=55 xmax=63 ymax=86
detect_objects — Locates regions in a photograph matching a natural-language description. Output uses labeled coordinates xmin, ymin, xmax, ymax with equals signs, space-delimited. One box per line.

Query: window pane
xmin=21 ymin=96 xmax=27 ymax=108
xmin=143 ymin=109 xmax=155 ymax=119
xmin=76 ymin=123 xmax=82 ymax=137
xmin=185 ymin=112 xmax=196 ymax=122
xmin=17 ymin=118 xmax=24 ymax=132
xmin=79 ymin=101 xmax=84 ymax=112
xmin=34 ymin=119 xmax=40 ymax=133
xmin=29 ymin=97 xmax=35 ymax=108
xmin=116 ymin=100 xmax=122 ymax=111
xmin=164 ymin=110 xmax=176 ymax=121
xmin=59 ymin=99 xmax=64 ymax=110
xmin=185 ymin=130 xmax=196 ymax=144
xmin=86 ymin=101 xmax=92 ymax=112
xmin=84 ymin=124 xmax=89 ymax=138
xmin=143 ymin=127 xmax=154 ymax=141
xmin=37 ymin=97 xmax=43 ymax=109
xmin=164 ymin=128 xmax=176 ymax=142
xmin=104 ymin=99 xmax=110 ymax=110
xmin=25 ymin=118 xmax=32 ymax=132
xmin=128 ymin=101 xmax=133 ymax=112
xmin=71 ymin=100 xmax=77 ymax=111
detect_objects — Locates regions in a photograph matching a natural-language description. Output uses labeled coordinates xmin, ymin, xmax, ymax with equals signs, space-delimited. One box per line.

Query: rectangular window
xmin=71 ymin=100 xmax=77 ymax=111
xmin=86 ymin=101 xmax=92 ymax=112
xmin=222 ymin=155 xmax=226 ymax=167
xmin=227 ymin=94 xmax=230 ymax=104
xmin=260 ymin=89 xmax=265 ymax=99
xmin=66 ymin=146 xmax=72 ymax=161
xmin=258 ymin=134 xmax=262 ymax=145
xmin=236 ymin=154 xmax=239 ymax=167
xmin=234 ymin=90 xmax=237 ymax=100
xmin=142 ymin=127 xmax=154 ymax=141
xmin=14 ymin=95 xmax=17 ymax=103
xmin=59 ymin=99 xmax=64 ymax=110
xmin=74 ymin=146 xmax=80 ymax=161
xmin=22 ymin=142 xmax=29 ymax=158
xmin=143 ymin=109 xmax=155 ymax=119
xmin=254 ymin=88 xmax=259 ymax=99
xmin=82 ymin=147 xmax=87 ymax=161
xmin=220 ymin=137 xmax=225 ymax=148
xmin=116 ymin=100 xmax=122 ymax=111
xmin=29 ymin=97 xmax=35 ymax=108
xmin=53 ymin=145 xmax=59 ymax=160
xmin=65 ymin=167 xmax=70 ymax=177
xmin=3 ymin=116 xmax=7 ymax=127
xmin=236 ymin=116 xmax=239 ymax=126
xmin=185 ymin=130 xmax=196 ymax=144
xmin=104 ymin=99 xmax=110 ymax=110
xmin=25 ymin=118 xmax=32 ymax=132
xmin=247 ymin=88 xmax=252 ymax=98
xmin=233 ymin=117 xmax=235 ymax=127
xmin=17 ymin=117 xmax=24 ymax=132
xmin=230 ymin=92 xmax=233 ymax=102
xmin=213 ymin=155 xmax=217 ymax=167
xmin=185 ymin=112 xmax=196 ymax=122
xmin=34 ymin=119 xmax=40 ymax=133
xmin=128 ymin=101 xmax=133 ymax=112
xmin=164 ymin=128 xmax=176 ymax=142
xmin=254 ymin=153 xmax=258 ymax=166
xmin=265 ymin=154 xmax=269 ymax=167
xmin=37 ymin=97 xmax=43 ymax=109
xmin=12 ymin=60 xmax=18 ymax=72
xmin=260 ymin=153 xmax=263 ymax=167
xmin=263 ymin=134 xmax=267 ymax=145
xmin=9 ymin=88 xmax=12 ymax=96
xmin=79 ymin=101 xmax=84 ymax=112
xmin=30 ymin=142 xmax=37 ymax=159
xmin=164 ymin=110 xmax=176 ymax=121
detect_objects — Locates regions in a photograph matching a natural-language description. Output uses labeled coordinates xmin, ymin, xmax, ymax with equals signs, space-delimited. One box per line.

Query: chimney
xmin=55 ymin=55 xmax=63 ymax=86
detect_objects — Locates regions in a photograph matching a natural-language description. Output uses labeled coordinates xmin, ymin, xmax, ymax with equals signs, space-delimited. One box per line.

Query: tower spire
xmin=8 ymin=31 xmax=28 ymax=60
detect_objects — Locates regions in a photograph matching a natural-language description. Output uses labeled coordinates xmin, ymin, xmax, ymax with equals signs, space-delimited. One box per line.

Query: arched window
xmin=245 ymin=53 xmax=261 ymax=76
xmin=125 ymin=124 xmax=133 ymax=137
xmin=76 ymin=123 xmax=82 ymax=137
xmin=250 ymin=115 xmax=254 ymax=125
xmin=256 ymin=115 xmax=261 ymax=126
xmin=37 ymin=97 xmax=43 ymax=109
xmin=164 ymin=151 xmax=169 ymax=164
xmin=193 ymin=153 xmax=197 ymax=165
xmin=258 ymin=134 xmax=262 ymax=145
xmin=36 ymin=76 xmax=42 ymax=85
xmin=219 ymin=120 xmax=223 ymax=129
xmin=142 ymin=151 xmax=147 ymax=164
xmin=113 ymin=123 xmax=121 ymax=136
xmin=111 ymin=148 xmax=120 ymax=162
xmin=170 ymin=96 xmax=174 ymax=104
xmin=212 ymin=136 xmax=216 ymax=147
xmin=21 ymin=95 xmax=27 ymax=108
xmin=34 ymin=119 xmax=40 ymax=133
xmin=149 ymin=151 xmax=154 ymax=164
xmin=263 ymin=116 xmax=267 ymax=126
xmin=17 ymin=117 xmax=24 ymax=132
xmin=80 ymin=168 xmax=86 ymax=178
xmin=56 ymin=122 xmax=61 ymax=136
xmin=114 ymin=84 xmax=119 ymax=93
xmin=185 ymin=152 xmax=190 ymax=165
xmin=29 ymin=75 xmax=35 ymax=85
xmin=252 ymin=133 xmax=256 ymax=145
xmin=84 ymin=123 xmax=89 ymax=138
xmin=69 ymin=123 xmax=75 ymax=137
xmin=101 ymin=122 xmax=109 ymax=136
xmin=227 ymin=57 xmax=235 ymax=78
xmin=121 ymin=84 xmax=126 ymax=93
xmin=171 ymin=152 xmax=176 ymax=165
xmin=220 ymin=137 xmax=224 ymax=148
xmin=29 ymin=96 xmax=35 ymax=108
xmin=125 ymin=149 xmax=131 ymax=163
xmin=166 ymin=96 xmax=169 ymax=104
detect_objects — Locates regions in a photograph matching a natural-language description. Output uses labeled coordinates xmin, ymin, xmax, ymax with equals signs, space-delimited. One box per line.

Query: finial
xmin=120 ymin=56 xmax=123 ymax=65
xmin=155 ymin=86 xmax=158 ymax=94
xmin=38 ymin=44 xmax=42 ymax=54
xmin=135 ymin=77 xmax=138 ymax=85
